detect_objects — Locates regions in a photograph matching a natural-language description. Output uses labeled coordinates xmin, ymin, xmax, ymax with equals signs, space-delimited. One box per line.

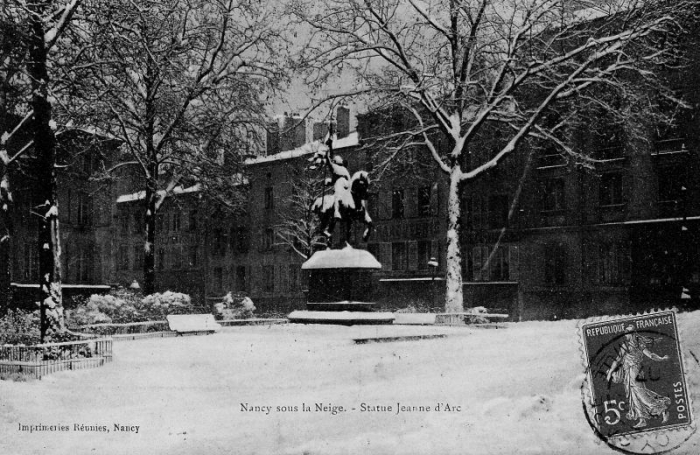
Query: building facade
xmin=108 ymin=86 xmax=700 ymax=320
xmin=7 ymin=129 xmax=118 ymax=308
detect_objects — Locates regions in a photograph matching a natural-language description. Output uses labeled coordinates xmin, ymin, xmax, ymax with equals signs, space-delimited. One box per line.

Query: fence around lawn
xmin=0 ymin=338 xmax=112 ymax=379
xmin=73 ymin=318 xmax=288 ymax=337
xmin=72 ymin=321 xmax=171 ymax=339
xmin=218 ymin=318 xmax=288 ymax=327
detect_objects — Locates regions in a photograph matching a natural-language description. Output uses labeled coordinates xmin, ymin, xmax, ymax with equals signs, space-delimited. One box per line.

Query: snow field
xmin=0 ymin=313 xmax=698 ymax=455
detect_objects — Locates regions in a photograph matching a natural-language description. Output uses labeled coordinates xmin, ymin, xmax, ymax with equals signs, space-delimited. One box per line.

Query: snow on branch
xmin=44 ymin=0 xmax=82 ymax=51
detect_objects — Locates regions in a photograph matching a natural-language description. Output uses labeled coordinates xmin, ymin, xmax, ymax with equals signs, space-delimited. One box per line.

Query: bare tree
xmin=275 ymin=154 xmax=327 ymax=260
xmin=71 ymin=0 xmax=287 ymax=294
xmin=291 ymin=0 xmax=694 ymax=314
xmin=0 ymin=13 xmax=30 ymax=311
xmin=1 ymin=0 xmax=83 ymax=339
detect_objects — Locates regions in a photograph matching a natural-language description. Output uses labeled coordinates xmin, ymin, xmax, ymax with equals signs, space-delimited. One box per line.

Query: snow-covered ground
xmin=1 ymin=313 xmax=699 ymax=455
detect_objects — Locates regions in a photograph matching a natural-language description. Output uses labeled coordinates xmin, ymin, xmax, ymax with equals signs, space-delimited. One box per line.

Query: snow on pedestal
xmin=293 ymin=245 xmax=390 ymax=324
xmin=287 ymin=310 xmax=394 ymax=325
xmin=301 ymin=244 xmax=381 ymax=270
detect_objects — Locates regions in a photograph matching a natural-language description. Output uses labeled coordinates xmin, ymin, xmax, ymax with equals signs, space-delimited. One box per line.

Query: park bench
xmin=166 ymin=314 xmax=221 ymax=336
xmin=435 ymin=312 xmax=509 ymax=325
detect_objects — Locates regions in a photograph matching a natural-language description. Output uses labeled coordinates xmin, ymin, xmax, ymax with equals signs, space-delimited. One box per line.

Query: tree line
xmin=1 ymin=0 xmax=698 ymax=340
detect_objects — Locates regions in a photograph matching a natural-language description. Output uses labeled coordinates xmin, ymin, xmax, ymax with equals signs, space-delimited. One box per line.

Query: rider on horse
xmin=310 ymin=115 xmax=373 ymax=244
xmin=325 ymin=134 xmax=354 ymax=220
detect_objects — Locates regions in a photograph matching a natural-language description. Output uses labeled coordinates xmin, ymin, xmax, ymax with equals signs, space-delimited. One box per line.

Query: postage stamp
xmin=579 ymin=310 xmax=695 ymax=453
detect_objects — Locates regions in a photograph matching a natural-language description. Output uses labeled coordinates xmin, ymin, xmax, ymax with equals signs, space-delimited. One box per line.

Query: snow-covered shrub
xmin=67 ymin=290 xmax=192 ymax=327
xmin=466 ymin=306 xmax=490 ymax=324
xmin=139 ymin=291 xmax=191 ymax=319
xmin=68 ymin=303 xmax=112 ymax=326
xmin=67 ymin=292 xmax=140 ymax=325
xmin=214 ymin=292 xmax=255 ymax=320
xmin=92 ymin=294 xmax=137 ymax=321
xmin=0 ymin=309 xmax=40 ymax=345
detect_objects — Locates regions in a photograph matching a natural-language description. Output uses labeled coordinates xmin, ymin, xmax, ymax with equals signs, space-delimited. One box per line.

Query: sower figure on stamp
xmin=606 ymin=325 xmax=671 ymax=429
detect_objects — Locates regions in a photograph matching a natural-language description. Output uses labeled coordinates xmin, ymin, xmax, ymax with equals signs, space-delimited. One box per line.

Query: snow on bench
xmin=435 ymin=312 xmax=509 ymax=325
xmin=166 ymin=314 xmax=221 ymax=335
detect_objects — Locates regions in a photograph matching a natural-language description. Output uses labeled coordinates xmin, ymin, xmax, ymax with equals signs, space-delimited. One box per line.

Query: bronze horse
xmin=311 ymin=170 xmax=373 ymax=243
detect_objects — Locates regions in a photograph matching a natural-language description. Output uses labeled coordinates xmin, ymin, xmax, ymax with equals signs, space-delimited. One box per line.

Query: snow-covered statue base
xmin=288 ymin=245 xmax=393 ymax=325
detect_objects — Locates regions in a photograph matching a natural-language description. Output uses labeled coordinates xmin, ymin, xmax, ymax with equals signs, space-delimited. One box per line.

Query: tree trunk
xmin=142 ymin=56 xmax=157 ymax=296
xmin=28 ymin=0 xmax=64 ymax=341
xmin=445 ymin=169 xmax=464 ymax=315
xmin=0 ymin=90 xmax=14 ymax=314
xmin=0 ymin=177 xmax=14 ymax=315
xmin=143 ymin=186 xmax=157 ymax=296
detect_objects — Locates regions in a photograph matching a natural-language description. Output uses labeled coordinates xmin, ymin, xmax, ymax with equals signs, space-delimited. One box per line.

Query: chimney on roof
xmin=277 ymin=113 xmax=308 ymax=152
xmin=337 ymin=105 xmax=350 ymax=139
xmin=266 ymin=120 xmax=280 ymax=156
xmin=312 ymin=121 xmax=328 ymax=141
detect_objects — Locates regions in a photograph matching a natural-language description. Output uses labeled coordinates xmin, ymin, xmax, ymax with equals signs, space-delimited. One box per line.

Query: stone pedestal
xmin=288 ymin=245 xmax=394 ymax=324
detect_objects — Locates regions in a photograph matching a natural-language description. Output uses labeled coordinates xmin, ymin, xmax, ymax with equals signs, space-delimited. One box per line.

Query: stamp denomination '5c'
xmin=580 ymin=311 xmax=695 ymax=453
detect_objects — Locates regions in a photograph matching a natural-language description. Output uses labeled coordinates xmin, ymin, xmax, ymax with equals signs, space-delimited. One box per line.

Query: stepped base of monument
xmin=287 ymin=310 xmax=395 ymax=325
xmin=306 ymin=301 xmax=375 ymax=312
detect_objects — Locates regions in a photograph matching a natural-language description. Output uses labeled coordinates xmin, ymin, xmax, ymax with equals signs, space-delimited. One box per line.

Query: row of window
xmin=540 ymin=173 xmax=625 ymax=212
xmin=472 ymin=245 xmax=519 ymax=282
xmin=63 ymin=190 xmax=93 ymax=226
xmin=540 ymin=242 xmax=631 ymax=286
xmin=23 ymin=244 xmax=94 ymax=283
xmin=260 ymin=264 xmax=301 ymax=294
xmin=367 ymin=240 xmax=437 ymax=272
xmin=210 ymin=264 xmax=302 ymax=295
xmin=211 ymin=265 xmax=249 ymax=294
xmin=468 ymin=242 xmax=630 ymax=286
xmin=111 ymin=239 xmax=632 ymax=288
xmin=262 ymin=184 xmax=439 ymax=221
xmin=539 ymin=166 xmax=685 ymax=213
xmin=116 ymin=244 xmax=199 ymax=272
xmin=212 ymin=227 xmax=251 ymax=256
xmin=387 ymin=186 xmax=436 ymax=219
xmin=65 ymin=248 xmax=95 ymax=283
xmin=357 ymin=241 xmax=629 ymax=286
xmin=117 ymin=209 xmax=199 ymax=236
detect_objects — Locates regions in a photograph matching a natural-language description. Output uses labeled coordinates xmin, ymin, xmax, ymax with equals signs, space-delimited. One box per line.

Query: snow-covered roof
xmin=116 ymin=184 xmax=202 ymax=204
xmin=56 ymin=124 xmax=120 ymax=141
xmin=245 ymin=132 xmax=359 ymax=165
xmin=116 ymin=173 xmax=248 ymax=204
xmin=302 ymin=244 xmax=381 ymax=270
xmin=11 ymin=283 xmax=111 ymax=289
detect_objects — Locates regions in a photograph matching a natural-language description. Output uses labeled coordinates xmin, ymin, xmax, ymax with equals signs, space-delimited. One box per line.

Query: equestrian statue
xmin=310 ymin=124 xmax=373 ymax=246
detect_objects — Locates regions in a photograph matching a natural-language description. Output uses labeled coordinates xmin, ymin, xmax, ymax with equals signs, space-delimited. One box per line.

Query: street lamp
xmin=428 ymin=257 xmax=438 ymax=309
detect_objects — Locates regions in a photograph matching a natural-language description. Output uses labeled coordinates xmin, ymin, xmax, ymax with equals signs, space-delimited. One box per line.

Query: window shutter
xmin=405 ymin=188 xmax=418 ymax=218
xmin=509 ymin=245 xmax=520 ymax=281
xmin=278 ymin=265 xmax=284 ymax=294
xmin=70 ymin=192 xmax=78 ymax=225
xmin=430 ymin=183 xmax=439 ymax=216
xmin=379 ymin=190 xmax=391 ymax=220
xmin=479 ymin=246 xmax=490 ymax=281
xmin=472 ymin=246 xmax=482 ymax=281
xmin=475 ymin=197 xmax=486 ymax=230
xmin=430 ymin=241 xmax=439 ymax=266
xmin=184 ymin=211 xmax=191 ymax=231
xmin=408 ymin=241 xmax=418 ymax=271
xmin=380 ymin=242 xmax=392 ymax=271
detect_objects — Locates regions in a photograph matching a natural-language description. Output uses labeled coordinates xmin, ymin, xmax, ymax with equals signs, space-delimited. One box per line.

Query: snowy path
xmin=1 ymin=314 xmax=699 ymax=455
